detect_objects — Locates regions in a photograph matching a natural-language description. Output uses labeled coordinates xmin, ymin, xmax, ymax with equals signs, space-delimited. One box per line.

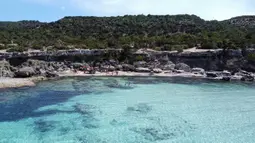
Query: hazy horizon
xmin=1 ymin=14 xmax=254 ymax=23
xmin=1 ymin=0 xmax=255 ymax=22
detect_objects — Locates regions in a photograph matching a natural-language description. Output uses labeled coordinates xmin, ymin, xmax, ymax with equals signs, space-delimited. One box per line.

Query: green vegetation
xmin=135 ymin=55 xmax=145 ymax=61
xmin=1 ymin=14 xmax=255 ymax=52
xmin=247 ymin=53 xmax=255 ymax=61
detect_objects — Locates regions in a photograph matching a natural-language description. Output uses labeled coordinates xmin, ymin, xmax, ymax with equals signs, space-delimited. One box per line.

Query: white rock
xmin=135 ymin=67 xmax=151 ymax=73
xmin=153 ymin=68 xmax=163 ymax=73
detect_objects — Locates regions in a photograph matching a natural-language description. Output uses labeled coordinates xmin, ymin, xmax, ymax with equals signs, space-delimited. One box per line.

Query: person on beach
xmin=83 ymin=66 xmax=87 ymax=74
xmin=116 ymin=71 xmax=119 ymax=75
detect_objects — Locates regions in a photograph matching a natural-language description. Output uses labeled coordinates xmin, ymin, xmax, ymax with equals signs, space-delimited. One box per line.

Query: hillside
xmin=0 ymin=14 xmax=255 ymax=52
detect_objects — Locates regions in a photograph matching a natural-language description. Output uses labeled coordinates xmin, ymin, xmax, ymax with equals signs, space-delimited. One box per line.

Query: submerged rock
xmin=104 ymin=79 xmax=134 ymax=89
xmin=131 ymin=127 xmax=174 ymax=141
xmin=73 ymin=103 xmax=101 ymax=116
xmin=33 ymin=119 xmax=59 ymax=133
xmin=127 ymin=103 xmax=152 ymax=114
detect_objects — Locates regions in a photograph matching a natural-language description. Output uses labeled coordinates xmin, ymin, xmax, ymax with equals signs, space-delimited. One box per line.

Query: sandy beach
xmin=0 ymin=71 xmax=206 ymax=89
xmin=2 ymin=69 xmax=252 ymax=89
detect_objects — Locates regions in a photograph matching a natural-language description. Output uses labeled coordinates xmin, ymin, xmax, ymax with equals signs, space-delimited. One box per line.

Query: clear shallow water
xmin=0 ymin=77 xmax=255 ymax=143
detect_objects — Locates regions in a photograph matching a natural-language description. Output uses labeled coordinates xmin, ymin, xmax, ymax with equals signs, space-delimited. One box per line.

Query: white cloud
xmin=27 ymin=0 xmax=255 ymax=20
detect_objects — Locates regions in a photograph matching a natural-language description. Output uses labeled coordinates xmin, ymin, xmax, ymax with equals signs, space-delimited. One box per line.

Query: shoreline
xmin=0 ymin=76 xmax=48 ymax=89
xmin=1 ymin=70 xmax=251 ymax=89
xmin=58 ymin=71 xmax=206 ymax=79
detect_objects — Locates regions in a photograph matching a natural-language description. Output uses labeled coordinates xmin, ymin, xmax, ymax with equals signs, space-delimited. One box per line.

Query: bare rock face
xmin=135 ymin=67 xmax=151 ymax=73
xmin=45 ymin=71 xmax=59 ymax=78
xmin=115 ymin=65 xmax=123 ymax=70
xmin=241 ymin=75 xmax=254 ymax=81
xmin=192 ymin=68 xmax=205 ymax=75
xmin=0 ymin=60 xmax=14 ymax=77
xmin=21 ymin=59 xmax=69 ymax=73
xmin=15 ymin=67 xmax=35 ymax=78
xmin=0 ymin=78 xmax=35 ymax=89
xmin=133 ymin=61 xmax=148 ymax=68
xmin=162 ymin=63 xmax=176 ymax=70
xmin=101 ymin=65 xmax=116 ymax=71
xmin=235 ymin=70 xmax=254 ymax=81
xmin=175 ymin=63 xmax=191 ymax=72
xmin=153 ymin=68 xmax=163 ymax=73
xmin=122 ymin=64 xmax=135 ymax=71
xmin=206 ymin=71 xmax=219 ymax=78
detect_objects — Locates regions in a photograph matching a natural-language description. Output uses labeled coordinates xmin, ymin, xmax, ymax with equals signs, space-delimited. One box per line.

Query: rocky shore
xmin=1 ymin=48 xmax=255 ymax=89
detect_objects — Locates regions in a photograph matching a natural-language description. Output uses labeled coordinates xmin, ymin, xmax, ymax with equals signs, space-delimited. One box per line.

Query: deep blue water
xmin=0 ymin=77 xmax=255 ymax=143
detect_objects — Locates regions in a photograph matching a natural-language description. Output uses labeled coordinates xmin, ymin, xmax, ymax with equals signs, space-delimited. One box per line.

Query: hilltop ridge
xmin=0 ymin=14 xmax=255 ymax=52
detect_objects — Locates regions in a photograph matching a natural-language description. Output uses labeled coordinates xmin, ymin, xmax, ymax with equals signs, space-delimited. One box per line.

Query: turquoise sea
xmin=0 ymin=77 xmax=255 ymax=143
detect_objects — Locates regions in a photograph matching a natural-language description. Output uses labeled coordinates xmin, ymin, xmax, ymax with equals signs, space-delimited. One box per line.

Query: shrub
xmin=154 ymin=47 xmax=161 ymax=51
xmin=200 ymin=42 xmax=218 ymax=49
xmin=247 ymin=53 xmax=255 ymax=61
xmin=6 ymin=47 xmax=27 ymax=52
xmin=135 ymin=55 xmax=144 ymax=61
xmin=177 ymin=48 xmax=184 ymax=53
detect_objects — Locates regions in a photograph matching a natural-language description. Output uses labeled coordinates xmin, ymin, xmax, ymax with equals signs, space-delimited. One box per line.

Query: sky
xmin=0 ymin=0 xmax=255 ymax=22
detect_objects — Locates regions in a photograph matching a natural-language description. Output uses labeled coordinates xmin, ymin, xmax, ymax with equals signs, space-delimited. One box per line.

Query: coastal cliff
xmin=1 ymin=48 xmax=255 ymax=71
xmin=1 ymin=14 xmax=255 ymax=85
xmin=1 ymin=48 xmax=255 ymax=89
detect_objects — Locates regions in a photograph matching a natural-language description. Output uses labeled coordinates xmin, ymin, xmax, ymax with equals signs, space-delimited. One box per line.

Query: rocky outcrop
xmin=135 ymin=67 xmax=151 ymax=73
xmin=241 ymin=75 xmax=254 ymax=81
xmin=133 ymin=61 xmax=147 ymax=68
xmin=234 ymin=70 xmax=255 ymax=81
xmin=45 ymin=71 xmax=59 ymax=78
xmin=122 ymin=64 xmax=135 ymax=71
xmin=206 ymin=71 xmax=219 ymax=78
xmin=153 ymin=68 xmax=163 ymax=73
xmin=192 ymin=68 xmax=205 ymax=75
xmin=1 ymin=48 xmax=255 ymax=72
xmin=0 ymin=78 xmax=36 ymax=89
xmin=115 ymin=65 xmax=123 ymax=70
xmin=22 ymin=59 xmax=69 ymax=72
xmin=175 ymin=63 xmax=191 ymax=72
xmin=161 ymin=61 xmax=175 ymax=70
xmin=0 ymin=48 xmax=255 ymax=83
xmin=15 ymin=67 xmax=35 ymax=78
xmin=0 ymin=60 xmax=14 ymax=77
xmin=101 ymin=65 xmax=116 ymax=71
